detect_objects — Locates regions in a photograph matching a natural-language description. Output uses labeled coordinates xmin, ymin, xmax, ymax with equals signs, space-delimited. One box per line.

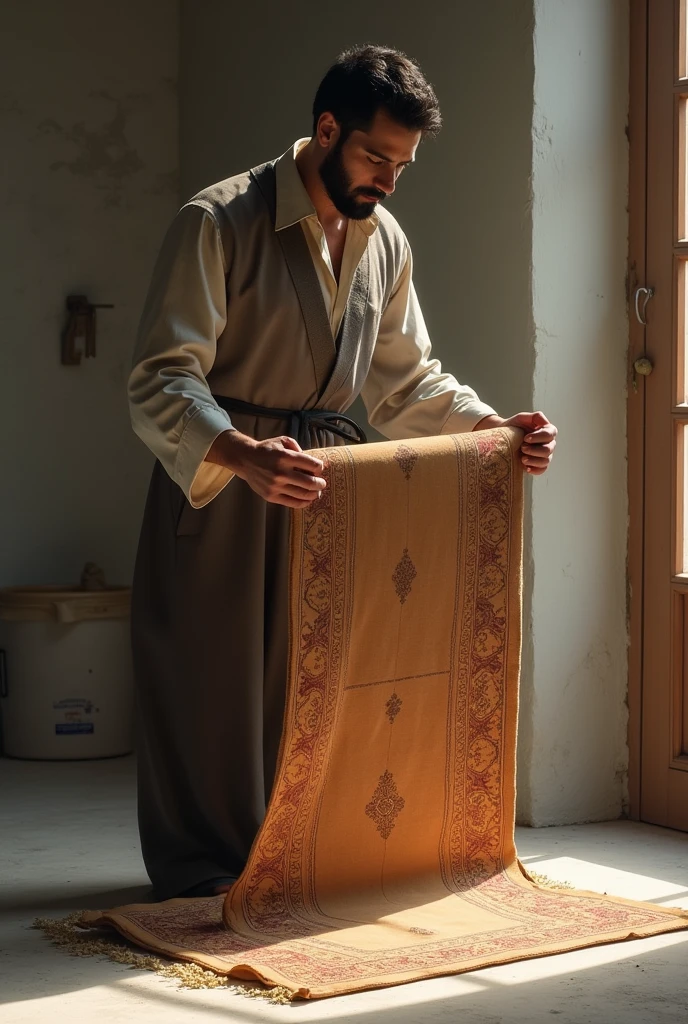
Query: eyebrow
xmin=365 ymin=147 xmax=415 ymax=166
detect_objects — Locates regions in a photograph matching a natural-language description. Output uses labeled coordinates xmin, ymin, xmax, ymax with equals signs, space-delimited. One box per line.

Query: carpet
xmin=80 ymin=429 xmax=688 ymax=998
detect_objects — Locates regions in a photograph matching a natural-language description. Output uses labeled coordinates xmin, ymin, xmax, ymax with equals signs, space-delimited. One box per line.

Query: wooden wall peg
xmin=61 ymin=295 xmax=114 ymax=365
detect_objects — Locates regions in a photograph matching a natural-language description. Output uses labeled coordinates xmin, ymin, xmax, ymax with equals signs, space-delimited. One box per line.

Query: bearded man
xmin=129 ymin=44 xmax=557 ymax=900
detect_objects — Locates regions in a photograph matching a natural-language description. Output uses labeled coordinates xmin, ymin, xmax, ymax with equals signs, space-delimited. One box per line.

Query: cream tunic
xmin=128 ymin=141 xmax=496 ymax=508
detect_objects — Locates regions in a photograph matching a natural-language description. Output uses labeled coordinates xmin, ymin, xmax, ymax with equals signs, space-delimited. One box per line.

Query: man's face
xmin=318 ymin=110 xmax=421 ymax=220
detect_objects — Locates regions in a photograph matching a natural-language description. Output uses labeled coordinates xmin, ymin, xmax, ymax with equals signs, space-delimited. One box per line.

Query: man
xmin=129 ymin=45 xmax=557 ymax=901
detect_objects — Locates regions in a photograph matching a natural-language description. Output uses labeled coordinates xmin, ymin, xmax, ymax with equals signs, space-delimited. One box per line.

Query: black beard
xmin=319 ymin=140 xmax=386 ymax=220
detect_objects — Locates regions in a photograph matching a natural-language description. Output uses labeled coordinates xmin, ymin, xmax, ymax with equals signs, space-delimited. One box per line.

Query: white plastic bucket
xmin=0 ymin=584 xmax=134 ymax=760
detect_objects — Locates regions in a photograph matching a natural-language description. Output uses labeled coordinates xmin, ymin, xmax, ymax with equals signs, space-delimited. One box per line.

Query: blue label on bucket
xmin=56 ymin=723 xmax=94 ymax=735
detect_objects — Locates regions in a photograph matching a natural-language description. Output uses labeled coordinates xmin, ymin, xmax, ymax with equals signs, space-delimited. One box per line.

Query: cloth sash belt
xmin=212 ymin=394 xmax=367 ymax=450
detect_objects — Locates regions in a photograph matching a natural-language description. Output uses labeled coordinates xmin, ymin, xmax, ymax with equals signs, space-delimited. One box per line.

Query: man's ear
xmin=316 ymin=112 xmax=340 ymax=150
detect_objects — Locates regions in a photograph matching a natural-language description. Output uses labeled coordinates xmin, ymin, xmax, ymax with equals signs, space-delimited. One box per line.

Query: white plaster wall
xmin=518 ymin=0 xmax=630 ymax=824
xmin=1 ymin=1 xmax=179 ymax=587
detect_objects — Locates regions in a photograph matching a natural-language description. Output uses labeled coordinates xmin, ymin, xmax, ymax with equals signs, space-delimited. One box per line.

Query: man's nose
xmin=374 ymin=168 xmax=397 ymax=195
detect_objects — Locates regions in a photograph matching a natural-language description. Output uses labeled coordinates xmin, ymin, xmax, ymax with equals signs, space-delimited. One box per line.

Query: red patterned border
xmin=228 ymin=450 xmax=352 ymax=935
xmin=440 ymin=432 xmax=516 ymax=889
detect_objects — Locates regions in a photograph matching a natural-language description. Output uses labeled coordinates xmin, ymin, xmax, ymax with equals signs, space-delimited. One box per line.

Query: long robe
xmin=130 ymin=143 xmax=496 ymax=899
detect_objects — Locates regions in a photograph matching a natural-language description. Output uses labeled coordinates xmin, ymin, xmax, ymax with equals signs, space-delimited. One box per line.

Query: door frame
xmin=627 ymin=0 xmax=649 ymax=821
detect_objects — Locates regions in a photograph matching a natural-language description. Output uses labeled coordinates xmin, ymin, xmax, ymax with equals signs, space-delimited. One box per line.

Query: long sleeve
xmin=361 ymin=244 xmax=497 ymax=438
xmin=128 ymin=203 xmax=236 ymax=508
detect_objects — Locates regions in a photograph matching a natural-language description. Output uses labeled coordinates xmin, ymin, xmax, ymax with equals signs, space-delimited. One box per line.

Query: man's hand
xmin=206 ymin=430 xmax=327 ymax=508
xmin=473 ymin=411 xmax=557 ymax=476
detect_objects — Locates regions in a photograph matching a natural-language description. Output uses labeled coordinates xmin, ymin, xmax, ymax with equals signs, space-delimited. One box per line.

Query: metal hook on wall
xmin=634 ymin=286 xmax=654 ymax=326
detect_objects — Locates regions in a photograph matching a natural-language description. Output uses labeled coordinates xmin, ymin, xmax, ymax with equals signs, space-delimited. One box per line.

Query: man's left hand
xmin=474 ymin=411 xmax=557 ymax=475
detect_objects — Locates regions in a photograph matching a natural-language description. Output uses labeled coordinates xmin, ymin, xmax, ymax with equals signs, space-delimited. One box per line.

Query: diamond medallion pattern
xmin=394 ymin=443 xmax=419 ymax=480
xmin=392 ymin=548 xmax=417 ymax=604
xmin=385 ymin=692 xmax=403 ymax=724
xmin=365 ymin=769 xmax=406 ymax=839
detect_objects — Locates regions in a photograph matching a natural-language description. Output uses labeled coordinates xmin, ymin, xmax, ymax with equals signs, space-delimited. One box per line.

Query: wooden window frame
xmin=627 ymin=0 xmax=649 ymax=820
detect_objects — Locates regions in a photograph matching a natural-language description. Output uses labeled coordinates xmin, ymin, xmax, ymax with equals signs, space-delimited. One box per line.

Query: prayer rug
xmin=81 ymin=429 xmax=688 ymax=998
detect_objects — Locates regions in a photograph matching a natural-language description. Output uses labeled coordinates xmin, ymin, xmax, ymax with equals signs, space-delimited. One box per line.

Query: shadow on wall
xmin=2 ymin=2 xmax=180 ymax=587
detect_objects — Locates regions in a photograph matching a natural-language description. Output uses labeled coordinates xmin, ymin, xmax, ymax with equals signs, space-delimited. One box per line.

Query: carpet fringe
xmin=32 ymin=912 xmax=295 ymax=1004
xmin=33 ymin=872 xmax=572 ymax=1004
xmin=528 ymin=872 xmax=575 ymax=890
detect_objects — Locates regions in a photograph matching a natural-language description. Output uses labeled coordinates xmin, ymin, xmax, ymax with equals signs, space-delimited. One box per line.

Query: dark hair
xmin=312 ymin=45 xmax=442 ymax=138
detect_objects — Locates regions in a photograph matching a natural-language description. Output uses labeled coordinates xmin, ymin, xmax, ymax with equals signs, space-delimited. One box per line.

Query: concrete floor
xmin=1 ymin=755 xmax=687 ymax=1024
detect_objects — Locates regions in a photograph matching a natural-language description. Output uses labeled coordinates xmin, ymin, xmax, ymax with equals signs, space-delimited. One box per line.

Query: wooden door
xmin=630 ymin=0 xmax=688 ymax=829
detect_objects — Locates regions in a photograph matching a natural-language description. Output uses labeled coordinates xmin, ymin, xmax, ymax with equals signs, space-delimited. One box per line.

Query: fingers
xmin=279 ymin=436 xmax=303 ymax=453
xmin=238 ymin=436 xmax=327 ymax=506
xmin=249 ymin=444 xmax=327 ymax=497
xmin=278 ymin=484 xmax=324 ymax=501
xmin=524 ymin=426 xmax=557 ymax=444
xmin=269 ymin=495 xmax=315 ymax=509
xmin=503 ymin=413 xmax=557 ymax=441
xmin=521 ymin=454 xmax=550 ymax=470
xmin=281 ymin=447 xmax=325 ymax=475
xmin=529 ymin=410 xmax=550 ymax=428
xmin=277 ymin=449 xmax=327 ymax=495
xmin=260 ymin=476 xmax=322 ymax=504
xmin=520 ymin=415 xmax=556 ymax=474
xmin=263 ymin=464 xmax=327 ymax=505
xmin=521 ymin=441 xmax=556 ymax=457
xmin=502 ymin=412 xmax=533 ymax=430
xmin=264 ymin=474 xmax=324 ymax=507
xmin=280 ymin=470 xmax=327 ymax=492
xmin=257 ymin=437 xmax=325 ymax=475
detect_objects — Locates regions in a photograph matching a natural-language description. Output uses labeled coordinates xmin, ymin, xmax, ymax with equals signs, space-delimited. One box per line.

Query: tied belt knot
xmin=212 ymin=395 xmax=367 ymax=450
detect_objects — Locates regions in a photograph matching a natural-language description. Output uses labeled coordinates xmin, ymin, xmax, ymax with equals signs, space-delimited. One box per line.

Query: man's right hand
xmin=205 ymin=430 xmax=327 ymax=509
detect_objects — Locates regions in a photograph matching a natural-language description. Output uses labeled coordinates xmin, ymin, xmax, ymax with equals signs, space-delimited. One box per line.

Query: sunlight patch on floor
xmin=529 ymin=856 xmax=688 ymax=906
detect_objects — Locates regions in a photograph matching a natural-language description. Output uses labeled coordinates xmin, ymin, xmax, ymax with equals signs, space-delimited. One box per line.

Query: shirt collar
xmin=274 ymin=138 xmax=379 ymax=237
